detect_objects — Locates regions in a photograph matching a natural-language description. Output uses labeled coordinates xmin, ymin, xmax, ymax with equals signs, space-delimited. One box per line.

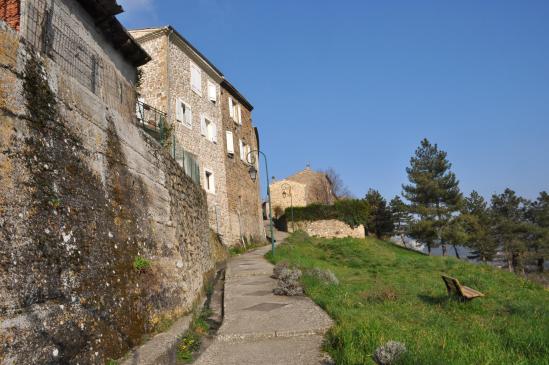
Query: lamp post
xmin=281 ymin=183 xmax=294 ymax=232
xmin=247 ymin=150 xmax=275 ymax=257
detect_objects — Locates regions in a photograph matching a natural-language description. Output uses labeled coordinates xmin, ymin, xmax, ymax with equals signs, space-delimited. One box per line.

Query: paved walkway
xmin=194 ymin=243 xmax=333 ymax=365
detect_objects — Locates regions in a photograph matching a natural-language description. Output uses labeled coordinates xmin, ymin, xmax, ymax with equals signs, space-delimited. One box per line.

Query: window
xmin=204 ymin=169 xmax=215 ymax=194
xmin=240 ymin=139 xmax=249 ymax=162
xmin=226 ymin=131 xmax=234 ymax=155
xmin=229 ymin=97 xmax=241 ymax=124
xmin=175 ymin=99 xmax=192 ymax=128
xmin=190 ymin=61 xmax=202 ymax=95
xmin=207 ymin=81 xmax=217 ymax=103
xmin=200 ymin=115 xmax=217 ymax=143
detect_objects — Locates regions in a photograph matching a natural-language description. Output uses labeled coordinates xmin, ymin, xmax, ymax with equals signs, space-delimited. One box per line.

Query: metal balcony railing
xmin=136 ymin=100 xmax=168 ymax=144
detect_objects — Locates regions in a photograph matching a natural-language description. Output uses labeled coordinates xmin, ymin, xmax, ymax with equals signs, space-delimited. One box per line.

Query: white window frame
xmin=201 ymin=114 xmax=217 ymax=143
xmin=190 ymin=61 xmax=202 ymax=96
xmin=207 ymin=81 xmax=217 ymax=103
xmin=204 ymin=168 xmax=215 ymax=194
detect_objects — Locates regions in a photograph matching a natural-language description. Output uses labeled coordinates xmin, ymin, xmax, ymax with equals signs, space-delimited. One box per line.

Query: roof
xmin=131 ymin=25 xmax=253 ymax=108
xmin=75 ymin=0 xmax=150 ymax=67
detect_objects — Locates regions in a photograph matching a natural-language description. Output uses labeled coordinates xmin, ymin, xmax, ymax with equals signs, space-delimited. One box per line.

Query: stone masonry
xmin=0 ymin=2 xmax=226 ymax=363
xmin=220 ymin=80 xmax=264 ymax=245
xmin=289 ymin=220 xmax=366 ymax=239
xmin=270 ymin=167 xmax=335 ymax=216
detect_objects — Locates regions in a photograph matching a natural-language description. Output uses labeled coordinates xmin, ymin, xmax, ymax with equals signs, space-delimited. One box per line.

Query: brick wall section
xmin=0 ymin=0 xmax=20 ymax=30
xmin=289 ymin=220 xmax=366 ymax=239
xmin=220 ymin=86 xmax=264 ymax=245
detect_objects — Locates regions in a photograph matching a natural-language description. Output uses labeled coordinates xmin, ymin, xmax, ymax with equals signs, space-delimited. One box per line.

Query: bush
xmin=273 ymin=267 xmax=304 ymax=296
xmin=373 ymin=341 xmax=407 ymax=365
xmin=308 ymin=268 xmax=339 ymax=285
xmin=284 ymin=200 xmax=369 ymax=228
xmin=133 ymin=256 xmax=151 ymax=272
xmin=272 ymin=261 xmax=289 ymax=279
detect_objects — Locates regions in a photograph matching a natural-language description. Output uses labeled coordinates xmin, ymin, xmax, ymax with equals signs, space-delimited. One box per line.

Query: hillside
xmin=267 ymin=232 xmax=549 ymax=365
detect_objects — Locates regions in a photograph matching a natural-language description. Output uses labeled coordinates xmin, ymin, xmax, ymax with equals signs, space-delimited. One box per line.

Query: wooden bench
xmin=441 ymin=275 xmax=484 ymax=300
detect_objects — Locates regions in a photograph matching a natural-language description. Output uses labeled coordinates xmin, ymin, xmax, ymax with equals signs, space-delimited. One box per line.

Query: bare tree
xmin=323 ymin=168 xmax=354 ymax=200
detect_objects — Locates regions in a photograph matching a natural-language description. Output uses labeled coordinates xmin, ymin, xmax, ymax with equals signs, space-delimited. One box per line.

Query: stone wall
xmin=134 ymin=29 xmax=232 ymax=244
xmin=220 ymin=86 xmax=264 ymax=245
xmin=289 ymin=220 xmax=365 ymax=239
xmin=0 ymin=22 xmax=225 ymax=365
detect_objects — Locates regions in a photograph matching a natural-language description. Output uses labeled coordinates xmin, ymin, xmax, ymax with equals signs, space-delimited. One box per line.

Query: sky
xmin=118 ymin=0 xmax=549 ymax=201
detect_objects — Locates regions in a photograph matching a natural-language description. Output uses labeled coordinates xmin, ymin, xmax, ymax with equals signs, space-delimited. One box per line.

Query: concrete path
xmin=194 ymin=245 xmax=333 ymax=365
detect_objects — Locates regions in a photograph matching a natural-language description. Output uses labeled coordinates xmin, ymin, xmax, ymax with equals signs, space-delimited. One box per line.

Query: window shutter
xmin=176 ymin=99 xmax=183 ymax=122
xmin=185 ymin=105 xmax=193 ymax=128
xmin=212 ymin=122 xmax=218 ymax=143
xmin=208 ymin=82 xmax=217 ymax=102
xmin=200 ymin=115 xmax=207 ymax=136
xmin=226 ymin=131 xmax=234 ymax=154
xmin=239 ymin=140 xmax=244 ymax=160
xmin=238 ymin=105 xmax=242 ymax=125
xmin=229 ymin=98 xmax=234 ymax=119
xmin=191 ymin=62 xmax=202 ymax=94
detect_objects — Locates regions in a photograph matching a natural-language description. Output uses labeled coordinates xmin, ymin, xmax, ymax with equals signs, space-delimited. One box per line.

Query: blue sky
xmin=118 ymin=0 xmax=549 ymax=201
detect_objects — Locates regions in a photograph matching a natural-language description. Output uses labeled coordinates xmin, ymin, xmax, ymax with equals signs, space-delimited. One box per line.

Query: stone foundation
xmin=289 ymin=220 xmax=365 ymax=239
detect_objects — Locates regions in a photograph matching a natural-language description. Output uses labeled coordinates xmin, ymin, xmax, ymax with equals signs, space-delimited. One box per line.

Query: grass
xmin=267 ymin=231 xmax=549 ymax=365
xmin=228 ymin=241 xmax=267 ymax=256
xmin=176 ymin=308 xmax=212 ymax=364
xmin=133 ymin=255 xmax=151 ymax=272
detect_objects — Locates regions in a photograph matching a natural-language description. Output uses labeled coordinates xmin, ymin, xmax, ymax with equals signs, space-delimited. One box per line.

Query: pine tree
xmin=402 ymin=139 xmax=462 ymax=255
xmin=364 ymin=189 xmax=394 ymax=238
xmin=526 ymin=192 xmax=549 ymax=272
xmin=490 ymin=189 xmax=535 ymax=273
xmin=461 ymin=191 xmax=498 ymax=262
xmin=389 ymin=196 xmax=412 ymax=247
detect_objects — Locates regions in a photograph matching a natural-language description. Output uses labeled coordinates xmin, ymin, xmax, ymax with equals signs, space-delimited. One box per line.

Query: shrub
xmin=273 ymin=267 xmax=303 ymax=296
xmin=373 ymin=341 xmax=407 ymax=365
xmin=308 ymin=268 xmax=339 ymax=285
xmin=285 ymin=199 xmax=370 ymax=228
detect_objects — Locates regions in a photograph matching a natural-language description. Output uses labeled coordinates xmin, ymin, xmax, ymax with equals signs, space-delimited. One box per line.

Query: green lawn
xmin=267 ymin=232 xmax=549 ymax=365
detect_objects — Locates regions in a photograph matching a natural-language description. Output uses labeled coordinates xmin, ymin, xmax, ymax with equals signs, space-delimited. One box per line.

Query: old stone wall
xmin=289 ymin=220 xmax=365 ymax=239
xmin=220 ymin=87 xmax=264 ymax=245
xmin=134 ymin=30 xmax=232 ymax=244
xmin=0 ymin=22 xmax=225 ymax=365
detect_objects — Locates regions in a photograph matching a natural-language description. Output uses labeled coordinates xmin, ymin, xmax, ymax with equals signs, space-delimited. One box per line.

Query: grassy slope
xmin=267 ymin=232 xmax=549 ymax=365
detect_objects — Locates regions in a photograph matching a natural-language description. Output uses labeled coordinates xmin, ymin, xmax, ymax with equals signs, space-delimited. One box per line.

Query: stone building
xmin=270 ymin=167 xmax=336 ymax=216
xmin=130 ymin=26 xmax=263 ymax=246
xmin=220 ymin=80 xmax=264 ymax=245
xmin=1 ymin=2 xmax=226 ymax=363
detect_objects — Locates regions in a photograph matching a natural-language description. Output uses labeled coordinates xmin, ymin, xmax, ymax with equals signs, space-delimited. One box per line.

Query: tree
xmin=364 ymin=189 xmax=394 ymax=238
xmin=526 ymin=192 xmax=549 ymax=272
xmin=402 ymin=139 xmax=462 ymax=255
xmin=389 ymin=196 xmax=412 ymax=247
xmin=461 ymin=191 xmax=498 ymax=262
xmin=324 ymin=168 xmax=354 ymax=200
xmin=490 ymin=189 xmax=535 ymax=273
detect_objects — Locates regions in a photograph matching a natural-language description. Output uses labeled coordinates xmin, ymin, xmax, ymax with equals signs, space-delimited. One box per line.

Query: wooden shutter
xmin=239 ymin=140 xmax=244 ymax=160
xmin=191 ymin=62 xmax=201 ymax=94
xmin=200 ymin=115 xmax=207 ymax=136
xmin=226 ymin=131 xmax=234 ymax=154
xmin=208 ymin=82 xmax=217 ymax=102
xmin=185 ymin=105 xmax=192 ymax=128
xmin=175 ymin=99 xmax=183 ymax=122
xmin=238 ymin=105 xmax=242 ymax=125
xmin=229 ymin=98 xmax=234 ymax=119
xmin=211 ymin=121 xmax=218 ymax=143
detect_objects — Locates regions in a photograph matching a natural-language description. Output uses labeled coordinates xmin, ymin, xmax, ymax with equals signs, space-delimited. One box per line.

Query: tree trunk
xmin=427 ymin=244 xmax=432 ymax=256
xmin=441 ymin=244 xmax=447 ymax=257
xmin=453 ymin=244 xmax=461 ymax=259
xmin=538 ymin=257 xmax=545 ymax=273
xmin=400 ymin=234 xmax=407 ymax=248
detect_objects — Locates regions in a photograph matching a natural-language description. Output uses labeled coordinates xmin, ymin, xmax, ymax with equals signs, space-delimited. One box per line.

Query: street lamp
xmin=247 ymin=150 xmax=276 ymax=257
xmin=281 ymin=183 xmax=294 ymax=232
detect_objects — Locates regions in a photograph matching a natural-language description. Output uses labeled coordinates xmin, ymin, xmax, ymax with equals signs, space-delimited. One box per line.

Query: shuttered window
xmin=208 ymin=81 xmax=217 ymax=102
xmin=190 ymin=62 xmax=202 ymax=95
xmin=176 ymin=99 xmax=192 ymax=129
xmin=226 ymin=131 xmax=234 ymax=155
